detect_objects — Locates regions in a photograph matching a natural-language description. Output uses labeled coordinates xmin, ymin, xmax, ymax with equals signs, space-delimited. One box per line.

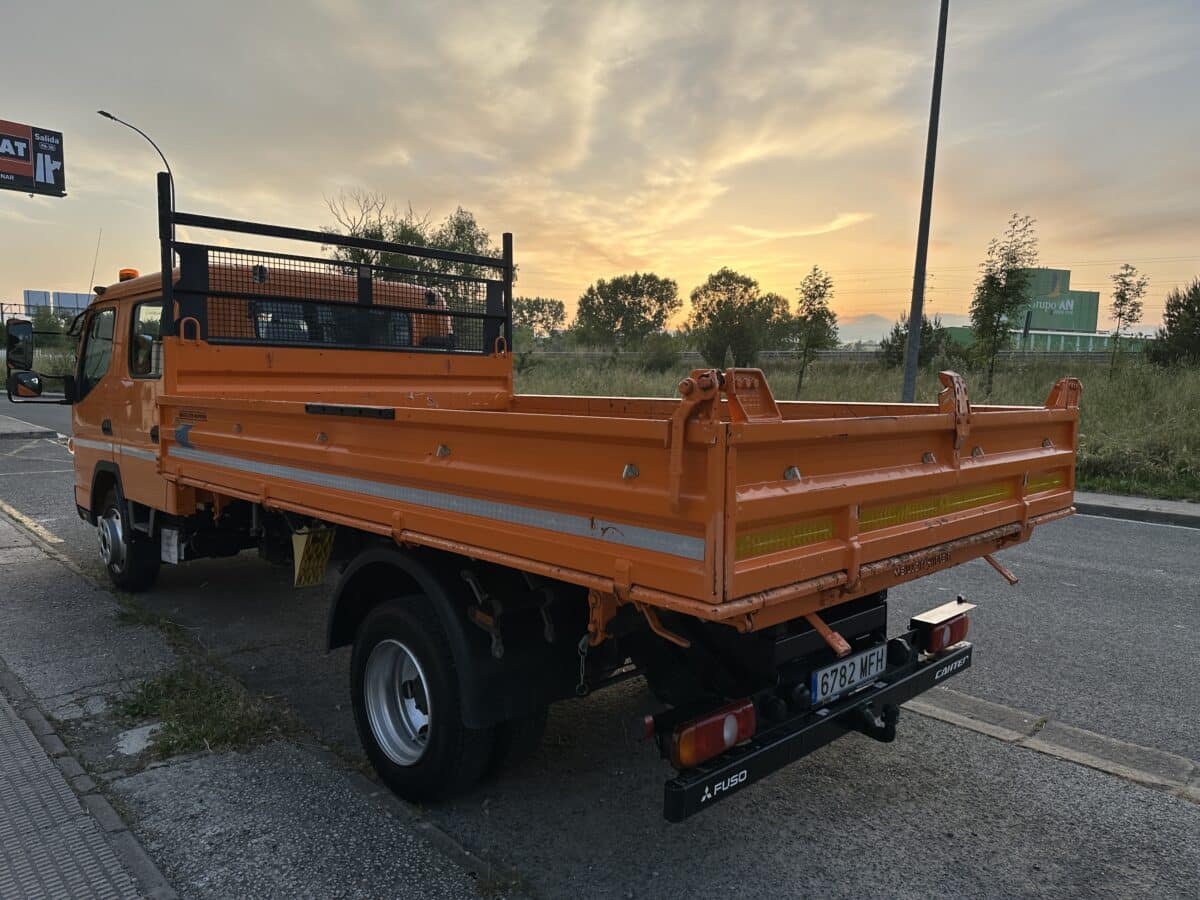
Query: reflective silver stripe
xmin=73 ymin=437 xmax=157 ymax=461
xmin=168 ymin=445 xmax=705 ymax=561
xmin=73 ymin=437 xmax=113 ymax=453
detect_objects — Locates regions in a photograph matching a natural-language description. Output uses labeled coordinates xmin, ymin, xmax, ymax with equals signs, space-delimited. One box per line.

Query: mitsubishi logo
xmin=701 ymin=786 xmax=712 ymax=802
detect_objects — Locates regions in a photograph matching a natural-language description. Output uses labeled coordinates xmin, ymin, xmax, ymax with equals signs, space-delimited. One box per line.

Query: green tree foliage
xmin=512 ymin=297 xmax=566 ymax=340
xmin=638 ymin=331 xmax=681 ymax=373
xmin=1147 ymin=277 xmax=1200 ymax=366
xmin=1109 ymin=263 xmax=1148 ymax=372
xmin=324 ymin=191 xmax=503 ymax=280
xmin=790 ymin=266 xmax=839 ymax=394
xmin=573 ymin=273 xmax=680 ymax=348
xmin=686 ymin=268 xmax=790 ymax=367
xmin=878 ymin=313 xmax=954 ymax=369
xmin=31 ymin=306 xmax=68 ymax=333
xmin=969 ymin=213 xmax=1038 ymax=394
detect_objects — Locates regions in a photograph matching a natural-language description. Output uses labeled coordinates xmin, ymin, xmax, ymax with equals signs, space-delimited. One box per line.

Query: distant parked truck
xmin=5 ymin=174 xmax=1081 ymax=820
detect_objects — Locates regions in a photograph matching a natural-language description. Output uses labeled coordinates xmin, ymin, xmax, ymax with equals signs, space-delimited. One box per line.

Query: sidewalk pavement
xmin=0 ymin=414 xmax=54 ymax=441
xmin=0 ymin=695 xmax=141 ymax=900
xmin=0 ymin=497 xmax=483 ymax=898
xmin=1074 ymin=490 xmax=1200 ymax=529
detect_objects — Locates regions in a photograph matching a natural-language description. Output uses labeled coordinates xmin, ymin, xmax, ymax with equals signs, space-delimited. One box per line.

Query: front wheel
xmin=97 ymin=487 xmax=160 ymax=592
xmin=351 ymin=596 xmax=493 ymax=801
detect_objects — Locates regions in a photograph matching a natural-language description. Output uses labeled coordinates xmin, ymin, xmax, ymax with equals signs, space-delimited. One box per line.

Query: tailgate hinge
xmin=667 ymin=370 xmax=720 ymax=511
xmin=937 ymin=370 xmax=972 ymax=467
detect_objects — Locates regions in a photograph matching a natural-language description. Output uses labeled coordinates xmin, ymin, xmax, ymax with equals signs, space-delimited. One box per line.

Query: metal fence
xmin=526 ymin=349 xmax=1119 ymax=366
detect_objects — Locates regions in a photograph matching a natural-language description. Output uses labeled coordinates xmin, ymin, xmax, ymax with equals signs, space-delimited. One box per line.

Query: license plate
xmin=811 ymin=644 xmax=887 ymax=705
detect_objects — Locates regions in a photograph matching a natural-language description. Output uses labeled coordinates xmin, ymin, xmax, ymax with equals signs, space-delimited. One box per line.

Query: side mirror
xmin=5 ymin=319 xmax=34 ymax=371
xmin=8 ymin=370 xmax=44 ymax=398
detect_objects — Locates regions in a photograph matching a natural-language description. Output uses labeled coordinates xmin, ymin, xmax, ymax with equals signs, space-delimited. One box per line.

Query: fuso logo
xmin=934 ymin=656 xmax=969 ymax=681
xmin=700 ymin=769 xmax=749 ymax=803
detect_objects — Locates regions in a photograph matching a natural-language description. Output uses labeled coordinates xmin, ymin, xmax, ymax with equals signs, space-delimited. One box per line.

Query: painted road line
xmin=0 ymin=498 xmax=65 ymax=544
xmin=907 ymin=688 xmax=1197 ymax=801
xmin=0 ymin=469 xmax=76 ymax=477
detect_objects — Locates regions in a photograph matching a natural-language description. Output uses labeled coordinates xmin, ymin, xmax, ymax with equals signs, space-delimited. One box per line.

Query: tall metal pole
xmin=96 ymin=110 xmax=174 ymax=240
xmin=900 ymin=0 xmax=949 ymax=403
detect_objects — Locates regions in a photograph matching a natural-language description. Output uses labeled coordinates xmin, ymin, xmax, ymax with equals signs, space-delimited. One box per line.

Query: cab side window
xmin=130 ymin=301 xmax=163 ymax=378
xmin=78 ymin=308 xmax=116 ymax=400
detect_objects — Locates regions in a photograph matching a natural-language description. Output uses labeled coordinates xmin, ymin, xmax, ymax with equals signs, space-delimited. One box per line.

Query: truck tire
xmin=98 ymin=487 xmax=160 ymax=592
xmin=351 ymin=595 xmax=494 ymax=801
xmin=485 ymin=706 xmax=548 ymax=778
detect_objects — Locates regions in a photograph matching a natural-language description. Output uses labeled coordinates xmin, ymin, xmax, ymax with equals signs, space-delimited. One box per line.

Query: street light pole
xmin=900 ymin=0 xmax=950 ymax=403
xmin=96 ymin=110 xmax=174 ymax=239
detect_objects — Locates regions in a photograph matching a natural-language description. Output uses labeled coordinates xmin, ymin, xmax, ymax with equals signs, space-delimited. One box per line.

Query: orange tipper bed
xmin=6 ymin=173 xmax=1080 ymax=821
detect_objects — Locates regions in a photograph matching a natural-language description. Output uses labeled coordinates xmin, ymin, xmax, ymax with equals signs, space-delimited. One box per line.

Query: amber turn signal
xmin=669 ymin=699 xmax=756 ymax=770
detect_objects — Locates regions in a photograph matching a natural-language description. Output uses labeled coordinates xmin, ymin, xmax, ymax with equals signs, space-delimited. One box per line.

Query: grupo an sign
xmin=0 ymin=120 xmax=65 ymax=197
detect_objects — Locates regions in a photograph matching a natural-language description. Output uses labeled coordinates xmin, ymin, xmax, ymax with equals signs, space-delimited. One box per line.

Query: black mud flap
xmin=662 ymin=641 xmax=973 ymax=822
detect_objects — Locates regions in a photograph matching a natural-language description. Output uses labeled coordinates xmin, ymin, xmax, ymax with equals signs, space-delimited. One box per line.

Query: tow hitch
xmin=661 ymin=636 xmax=973 ymax=822
xmin=850 ymin=702 xmax=900 ymax=743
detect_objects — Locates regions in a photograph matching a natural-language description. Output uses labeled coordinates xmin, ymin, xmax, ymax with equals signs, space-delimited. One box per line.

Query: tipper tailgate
xmin=723 ymin=373 xmax=1080 ymax=626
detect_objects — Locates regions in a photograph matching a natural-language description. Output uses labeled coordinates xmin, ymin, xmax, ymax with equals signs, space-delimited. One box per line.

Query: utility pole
xmin=96 ymin=110 xmax=174 ymax=240
xmin=901 ymin=0 xmax=950 ymax=403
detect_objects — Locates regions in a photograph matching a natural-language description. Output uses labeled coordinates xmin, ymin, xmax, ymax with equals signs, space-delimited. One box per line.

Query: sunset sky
xmin=2 ymin=0 xmax=1197 ymax=337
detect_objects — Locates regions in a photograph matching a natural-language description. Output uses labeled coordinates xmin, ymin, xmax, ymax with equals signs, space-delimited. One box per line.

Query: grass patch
xmin=118 ymin=665 xmax=293 ymax=759
xmin=515 ymin=356 xmax=1200 ymax=501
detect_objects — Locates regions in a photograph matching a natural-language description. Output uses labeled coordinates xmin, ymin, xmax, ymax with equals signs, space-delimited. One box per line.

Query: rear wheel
xmin=98 ymin=487 xmax=160 ymax=592
xmin=351 ymin=596 xmax=493 ymax=801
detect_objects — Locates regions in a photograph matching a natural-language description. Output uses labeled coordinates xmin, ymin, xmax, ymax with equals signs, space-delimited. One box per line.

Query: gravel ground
xmin=109 ymin=742 xmax=480 ymax=899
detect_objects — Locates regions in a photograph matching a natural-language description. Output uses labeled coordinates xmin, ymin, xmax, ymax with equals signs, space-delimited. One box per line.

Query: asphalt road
xmin=1 ymin=428 xmax=1197 ymax=898
xmin=1 ymin=397 xmax=72 ymax=434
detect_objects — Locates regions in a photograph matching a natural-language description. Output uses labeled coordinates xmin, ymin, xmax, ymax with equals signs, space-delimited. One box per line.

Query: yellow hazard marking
xmin=0 ymin=498 xmax=65 ymax=544
xmin=292 ymin=526 xmax=336 ymax=587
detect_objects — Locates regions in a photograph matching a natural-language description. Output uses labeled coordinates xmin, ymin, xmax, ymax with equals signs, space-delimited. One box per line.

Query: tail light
xmin=911 ymin=598 xmax=976 ymax=655
xmin=924 ymin=613 xmax=969 ymax=653
xmin=669 ymin=699 xmax=756 ymax=769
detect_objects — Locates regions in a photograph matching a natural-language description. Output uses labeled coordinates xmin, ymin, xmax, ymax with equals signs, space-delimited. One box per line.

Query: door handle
xmin=101 ymin=419 xmax=113 ymax=436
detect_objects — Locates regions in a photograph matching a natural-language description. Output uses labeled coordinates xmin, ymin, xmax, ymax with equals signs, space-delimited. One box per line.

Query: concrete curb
xmin=908 ymin=688 xmax=1198 ymax=802
xmin=2 ymin=502 xmax=512 ymax=898
xmin=1074 ymin=491 xmax=1200 ymax=529
xmin=0 ymin=414 xmax=55 ymax=441
xmin=0 ymin=635 xmax=179 ymax=899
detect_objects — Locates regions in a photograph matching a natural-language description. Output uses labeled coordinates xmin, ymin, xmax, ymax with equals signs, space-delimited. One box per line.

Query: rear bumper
xmin=662 ymin=640 xmax=973 ymax=822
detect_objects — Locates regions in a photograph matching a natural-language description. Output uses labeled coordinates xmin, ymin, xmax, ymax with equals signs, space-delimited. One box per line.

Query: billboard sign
xmin=0 ymin=120 xmax=65 ymax=197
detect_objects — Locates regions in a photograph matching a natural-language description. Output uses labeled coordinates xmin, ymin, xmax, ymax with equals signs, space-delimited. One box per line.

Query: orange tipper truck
xmin=5 ymin=174 xmax=1081 ymax=821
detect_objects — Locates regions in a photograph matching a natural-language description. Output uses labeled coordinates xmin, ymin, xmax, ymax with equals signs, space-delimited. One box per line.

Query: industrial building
xmin=946 ymin=268 xmax=1149 ymax=352
xmin=22 ymin=289 xmax=92 ymax=314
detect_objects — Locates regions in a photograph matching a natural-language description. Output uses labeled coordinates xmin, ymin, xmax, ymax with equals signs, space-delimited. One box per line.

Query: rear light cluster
xmin=923 ymin=613 xmax=969 ymax=654
xmin=669 ymin=699 xmax=756 ymax=769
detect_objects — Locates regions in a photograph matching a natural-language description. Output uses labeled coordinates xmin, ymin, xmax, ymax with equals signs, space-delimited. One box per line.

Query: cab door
xmin=72 ymin=305 xmax=118 ymax=515
xmin=115 ymin=299 xmax=167 ymax=510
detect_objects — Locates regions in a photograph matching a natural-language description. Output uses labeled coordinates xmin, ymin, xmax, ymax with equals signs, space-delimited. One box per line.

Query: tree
xmin=324 ymin=191 xmax=503 ymax=281
xmin=1108 ymin=263 xmax=1148 ymax=372
xmin=31 ymin=306 xmax=67 ymax=334
xmin=790 ymin=266 xmax=839 ymax=394
xmin=1146 ymin=277 xmax=1200 ymax=366
xmin=573 ymin=273 xmax=680 ymax=348
xmin=686 ymin=268 xmax=790 ymax=367
xmin=512 ymin=297 xmax=566 ymax=340
xmin=969 ymin=213 xmax=1038 ymax=394
xmin=878 ymin=313 xmax=952 ymax=369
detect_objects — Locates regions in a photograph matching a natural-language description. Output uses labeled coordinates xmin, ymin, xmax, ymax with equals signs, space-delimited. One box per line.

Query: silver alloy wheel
xmin=98 ymin=506 xmax=126 ymax=573
xmin=363 ymin=638 xmax=432 ymax=766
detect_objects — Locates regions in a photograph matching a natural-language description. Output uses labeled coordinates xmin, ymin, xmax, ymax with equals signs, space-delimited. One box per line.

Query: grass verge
xmin=516 ymin=356 xmax=1200 ymax=501
xmin=118 ymin=664 xmax=294 ymax=759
